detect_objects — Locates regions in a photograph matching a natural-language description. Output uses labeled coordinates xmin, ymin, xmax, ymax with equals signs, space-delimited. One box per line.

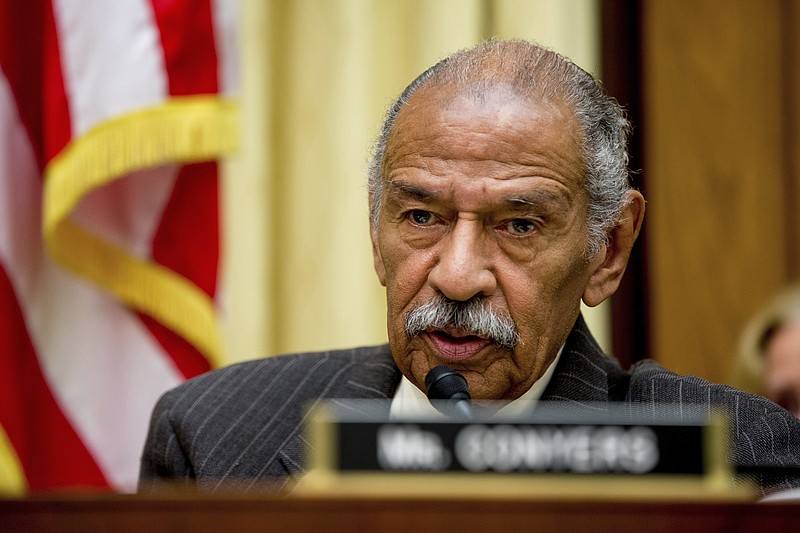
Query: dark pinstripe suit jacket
xmin=139 ymin=315 xmax=800 ymax=495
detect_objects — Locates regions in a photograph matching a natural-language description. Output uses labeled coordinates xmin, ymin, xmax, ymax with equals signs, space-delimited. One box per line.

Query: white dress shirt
xmin=389 ymin=347 xmax=564 ymax=419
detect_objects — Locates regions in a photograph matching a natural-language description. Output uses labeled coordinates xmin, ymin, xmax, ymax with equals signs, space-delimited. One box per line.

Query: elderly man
xmin=139 ymin=40 xmax=800 ymax=495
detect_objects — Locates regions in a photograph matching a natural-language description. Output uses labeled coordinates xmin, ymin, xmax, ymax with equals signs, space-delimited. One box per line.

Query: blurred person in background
xmin=735 ymin=285 xmax=800 ymax=418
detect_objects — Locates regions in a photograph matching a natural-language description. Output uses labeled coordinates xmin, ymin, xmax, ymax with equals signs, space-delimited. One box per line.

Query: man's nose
xmin=427 ymin=218 xmax=497 ymax=301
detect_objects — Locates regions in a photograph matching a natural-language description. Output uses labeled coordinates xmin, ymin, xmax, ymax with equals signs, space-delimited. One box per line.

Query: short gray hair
xmin=367 ymin=39 xmax=632 ymax=258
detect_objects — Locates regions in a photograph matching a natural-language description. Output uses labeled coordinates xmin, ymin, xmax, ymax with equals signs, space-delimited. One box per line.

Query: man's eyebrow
xmin=506 ymin=190 xmax=567 ymax=210
xmin=386 ymin=180 xmax=433 ymax=201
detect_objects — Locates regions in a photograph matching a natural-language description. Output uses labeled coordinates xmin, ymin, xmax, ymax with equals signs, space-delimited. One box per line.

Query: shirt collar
xmin=389 ymin=346 xmax=564 ymax=419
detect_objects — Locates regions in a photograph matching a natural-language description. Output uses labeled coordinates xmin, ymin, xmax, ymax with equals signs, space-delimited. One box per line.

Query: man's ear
xmin=582 ymin=190 xmax=645 ymax=307
xmin=370 ymin=223 xmax=387 ymax=287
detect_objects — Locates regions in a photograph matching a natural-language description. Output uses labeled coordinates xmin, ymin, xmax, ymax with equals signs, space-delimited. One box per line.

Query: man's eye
xmin=506 ymin=219 xmax=536 ymax=235
xmin=407 ymin=210 xmax=435 ymax=226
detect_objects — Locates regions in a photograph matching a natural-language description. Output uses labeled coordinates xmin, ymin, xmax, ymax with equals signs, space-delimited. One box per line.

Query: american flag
xmin=0 ymin=0 xmax=238 ymax=493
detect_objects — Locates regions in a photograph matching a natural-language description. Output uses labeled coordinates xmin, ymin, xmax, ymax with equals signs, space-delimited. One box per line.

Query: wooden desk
xmin=2 ymin=492 xmax=799 ymax=533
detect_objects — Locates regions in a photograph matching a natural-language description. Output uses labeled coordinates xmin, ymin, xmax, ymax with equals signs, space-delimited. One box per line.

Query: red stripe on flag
xmin=0 ymin=1 xmax=45 ymax=167
xmin=155 ymin=162 xmax=220 ymax=299
xmin=0 ymin=3 xmax=44 ymax=162
xmin=41 ymin=0 xmax=72 ymax=165
xmin=0 ymin=263 xmax=109 ymax=490
xmin=0 ymin=0 xmax=72 ymax=170
xmin=144 ymin=0 xmax=221 ymax=377
xmin=151 ymin=0 xmax=219 ymax=96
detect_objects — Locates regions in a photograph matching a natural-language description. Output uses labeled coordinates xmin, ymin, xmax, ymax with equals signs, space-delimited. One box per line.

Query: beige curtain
xmin=222 ymin=0 xmax=604 ymax=364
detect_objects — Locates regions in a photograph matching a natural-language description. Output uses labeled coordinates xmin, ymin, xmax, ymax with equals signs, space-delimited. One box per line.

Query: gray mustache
xmin=404 ymin=296 xmax=520 ymax=349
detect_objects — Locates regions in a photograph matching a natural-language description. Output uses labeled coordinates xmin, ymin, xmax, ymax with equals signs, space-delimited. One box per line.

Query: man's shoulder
xmin=627 ymin=359 xmax=800 ymax=495
xmin=626 ymin=359 xmax=784 ymax=412
xmin=140 ymin=344 xmax=397 ymax=485
xmin=626 ymin=358 xmax=731 ymax=397
xmin=156 ymin=344 xmax=396 ymax=416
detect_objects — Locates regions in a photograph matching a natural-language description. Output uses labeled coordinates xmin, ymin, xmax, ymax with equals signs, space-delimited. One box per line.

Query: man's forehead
xmin=396 ymin=80 xmax=562 ymax=126
xmin=384 ymin=175 xmax=576 ymax=213
xmin=381 ymin=82 xmax=584 ymax=195
xmin=385 ymin=82 xmax=579 ymax=156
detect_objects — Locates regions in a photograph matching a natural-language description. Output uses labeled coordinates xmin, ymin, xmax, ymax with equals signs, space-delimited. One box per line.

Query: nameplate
xmin=306 ymin=401 xmax=729 ymax=480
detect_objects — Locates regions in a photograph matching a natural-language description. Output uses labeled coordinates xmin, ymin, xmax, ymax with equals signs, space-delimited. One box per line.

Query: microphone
xmin=424 ymin=365 xmax=473 ymax=418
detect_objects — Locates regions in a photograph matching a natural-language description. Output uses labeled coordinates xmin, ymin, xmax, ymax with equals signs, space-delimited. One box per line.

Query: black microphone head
xmin=425 ymin=365 xmax=471 ymax=401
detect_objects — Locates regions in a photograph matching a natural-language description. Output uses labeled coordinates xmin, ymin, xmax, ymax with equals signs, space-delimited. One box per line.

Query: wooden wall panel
xmin=642 ymin=0 xmax=796 ymax=383
xmin=788 ymin=0 xmax=800 ymax=275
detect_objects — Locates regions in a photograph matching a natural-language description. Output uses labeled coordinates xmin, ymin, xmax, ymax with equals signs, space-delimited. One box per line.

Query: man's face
xmin=371 ymin=84 xmax=603 ymax=401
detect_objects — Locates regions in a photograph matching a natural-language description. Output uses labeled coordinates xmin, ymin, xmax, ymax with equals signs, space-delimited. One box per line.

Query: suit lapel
xmin=342 ymin=344 xmax=402 ymax=399
xmin=540 ymin=314 xmax=627 ymax=408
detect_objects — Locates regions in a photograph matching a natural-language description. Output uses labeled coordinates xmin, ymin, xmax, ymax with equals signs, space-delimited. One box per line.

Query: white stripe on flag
xmin=53 ymin=0 xmax=168 ymax=136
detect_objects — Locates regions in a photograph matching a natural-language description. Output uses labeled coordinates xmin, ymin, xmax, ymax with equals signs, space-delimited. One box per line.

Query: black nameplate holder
xmin=298 ymin=400 xmax=749 ymax=500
